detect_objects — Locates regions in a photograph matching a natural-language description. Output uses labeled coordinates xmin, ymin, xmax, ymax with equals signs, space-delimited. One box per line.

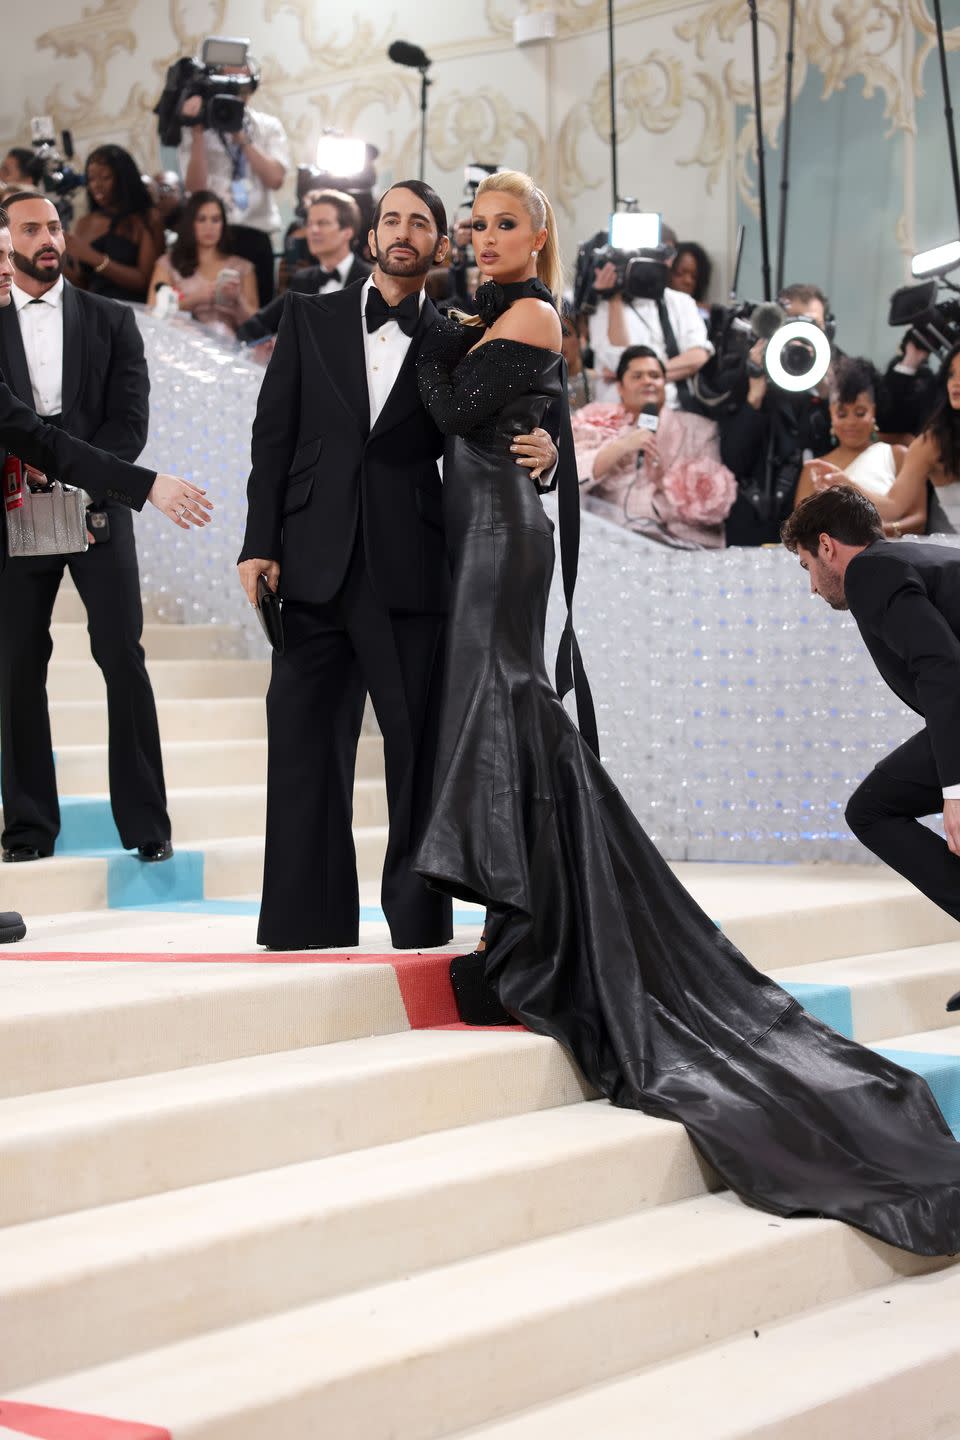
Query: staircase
xmin=1 ymin=584 xmax=960 ymax=1439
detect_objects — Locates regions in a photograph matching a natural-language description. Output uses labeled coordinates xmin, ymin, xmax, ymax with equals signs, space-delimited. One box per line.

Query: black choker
xmin=475 ymin=277 xmax=555 ymax=328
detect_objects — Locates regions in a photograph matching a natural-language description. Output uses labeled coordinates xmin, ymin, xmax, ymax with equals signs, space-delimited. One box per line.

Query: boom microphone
xmin=388 ymin=40 xmax=431 ymax=69
xmin=751 ymin=302 xmax=786 ymax=340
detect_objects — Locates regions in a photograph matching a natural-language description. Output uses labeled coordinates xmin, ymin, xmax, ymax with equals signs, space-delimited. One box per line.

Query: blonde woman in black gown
xmin=413 ymin=169 xmax=960 ymax=1257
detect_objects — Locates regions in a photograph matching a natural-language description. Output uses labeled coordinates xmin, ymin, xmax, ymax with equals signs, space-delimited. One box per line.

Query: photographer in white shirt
xmin=178 ymin=61 xmax=289 ymax=306
xmin=588 ymin=250 xmax=713 ymax=409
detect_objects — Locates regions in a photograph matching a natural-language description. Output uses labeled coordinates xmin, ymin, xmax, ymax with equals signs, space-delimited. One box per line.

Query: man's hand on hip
xmin=238 ymin=558 xmax=280 ymax=606
xmin=511 ymin=427 xmax=557 ymax=482
xmin=944 ymin=798 xmax=960 ymax=856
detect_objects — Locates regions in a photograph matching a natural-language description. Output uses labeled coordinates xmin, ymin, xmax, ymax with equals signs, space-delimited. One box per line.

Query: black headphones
xmin=776 ymin=291 xmax=836 ymax=344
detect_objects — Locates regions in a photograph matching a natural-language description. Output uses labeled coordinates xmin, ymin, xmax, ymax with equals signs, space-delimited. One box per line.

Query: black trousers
xmin=845 ymin=728 xmax=960 ymax=923
xmin=258 ymin=548 xmax=452 ymax=950
xmin=0 ymin=503 xmax=170 ymax=853
xmin=229 ymin=225 xmax=275 ymax=307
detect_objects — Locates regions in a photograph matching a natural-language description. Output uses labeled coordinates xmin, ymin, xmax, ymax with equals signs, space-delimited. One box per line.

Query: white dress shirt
xmin=178 ymin=107 xmax=290 ymax=235
xmin=12 ymin=276 xmax=64 ymax=416
xmin=312 ymin=253 xmax=355 ymax=296
xmin=589 ymin=287 xmax=713 ymax=408
xmin=360 ymin=275 xmax=425 ymax=429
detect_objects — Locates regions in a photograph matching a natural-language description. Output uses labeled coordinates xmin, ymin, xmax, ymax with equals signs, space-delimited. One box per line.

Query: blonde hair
xmin=456 ymin=169 xmax=564 ymax=327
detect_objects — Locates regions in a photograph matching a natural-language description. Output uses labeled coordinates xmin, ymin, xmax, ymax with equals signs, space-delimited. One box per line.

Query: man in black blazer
xmin=237 ymin=190 xmax=372 ymax=347
xmin=238 ymin=180 xmax=556 ymax=951
xmin=0 ymin=193 xmax=198 ymax=863
xmin=0 ymin=206 xmax=212 ymax=928
xmin=782 ymin=486 xmax=960 ymax=1009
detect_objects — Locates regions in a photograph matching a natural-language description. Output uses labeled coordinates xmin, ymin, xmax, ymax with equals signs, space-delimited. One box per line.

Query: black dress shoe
xmin=946 ymin=990 xmax=960 ymax=1013
xmin=1 ymin=845 xmax=42 ymax=863
xmin=137 ymin=841 xmax=174 ymax=863
xmin=0 ymin=911 xmax=26 ymax=943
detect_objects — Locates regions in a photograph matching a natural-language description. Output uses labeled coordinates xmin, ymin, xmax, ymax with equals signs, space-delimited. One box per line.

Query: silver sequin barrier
xmin=132 ymin=309 xmax=947 ymax=863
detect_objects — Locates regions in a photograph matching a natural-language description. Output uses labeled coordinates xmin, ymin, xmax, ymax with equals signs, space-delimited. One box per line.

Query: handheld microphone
xmin=636 ymin=402 xmax=660 ymax=470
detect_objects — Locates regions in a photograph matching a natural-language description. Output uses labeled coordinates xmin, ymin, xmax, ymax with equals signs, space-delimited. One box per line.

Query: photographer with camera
xmin=174 ymin=43 xmax=289 ymax=308
xmin=717 ymin=282 xmax=837 ymax=545
xmin=587 ymin=227 xmax=712 ymax=408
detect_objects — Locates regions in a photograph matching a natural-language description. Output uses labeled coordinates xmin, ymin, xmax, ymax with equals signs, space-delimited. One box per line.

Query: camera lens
xmin=780 ymin=337 xmax=816 ymax=378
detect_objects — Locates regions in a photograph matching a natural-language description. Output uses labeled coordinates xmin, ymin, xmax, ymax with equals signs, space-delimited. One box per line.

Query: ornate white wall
xmin=2 ymin=2 xmax=959 ymax=344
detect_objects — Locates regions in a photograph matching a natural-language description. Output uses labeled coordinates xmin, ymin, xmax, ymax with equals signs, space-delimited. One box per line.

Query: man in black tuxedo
xmin=237 ymin=190 xmax=372 ymax=347
xmin=782 ymin=486 xmax=960 ymax=1009
xmin=0 ymin=206 xmax=212 ymax=929
xmin=238 ymin=180 xmax=556 ymax=950
xmin=0 ymin=192 xmax=175 ymax=864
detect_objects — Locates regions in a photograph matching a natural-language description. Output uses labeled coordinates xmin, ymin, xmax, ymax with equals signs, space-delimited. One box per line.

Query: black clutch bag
xmin=255 ymin=573 xmax=284 ymax=654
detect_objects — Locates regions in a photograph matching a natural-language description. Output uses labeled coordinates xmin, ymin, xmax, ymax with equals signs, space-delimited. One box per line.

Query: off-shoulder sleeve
xmin=417 ymin=336 xmax=552 ymax=436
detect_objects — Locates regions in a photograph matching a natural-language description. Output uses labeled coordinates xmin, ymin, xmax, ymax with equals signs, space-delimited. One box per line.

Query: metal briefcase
xmin=3 ymin=458 xmax=88 ymax=558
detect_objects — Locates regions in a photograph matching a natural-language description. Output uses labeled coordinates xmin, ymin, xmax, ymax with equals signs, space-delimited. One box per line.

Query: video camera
xmin=28 ymin=117 xmax=85 ymax=226
xmin=572 ymin=212 xmax=672 ymax=314
xmin=888 ymin=279 xmax=960 ymax=359
xmin=155 ymin=36 xmax=259 ymax=147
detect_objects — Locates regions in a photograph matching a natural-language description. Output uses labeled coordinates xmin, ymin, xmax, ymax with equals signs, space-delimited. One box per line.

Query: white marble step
xmin=0 ymin=958 xmax=413 ymax=1100
xmin=49 ymin=622 xmax=244 ymax=661
xmin=6 ymin=1192 xmax=940 ymax=1440
xmin=0 ymin=1028 xmax=591 ymax=1227
xmin=451 ymin=1264 xmax=960 ymax=1440
xmin=50 ymin=695 xmax=268 ymax=745
xmin=0 ymin=1102 xmax=709 ymax=1391
xmin=46 ymin=657 xmax=270 ymax=701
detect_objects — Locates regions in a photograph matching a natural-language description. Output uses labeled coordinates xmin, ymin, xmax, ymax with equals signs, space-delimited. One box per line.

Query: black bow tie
xmin=315 ymin=268 xmax=340 ymax=288
xmin=365 ymin=288 xmax=419 ymax=337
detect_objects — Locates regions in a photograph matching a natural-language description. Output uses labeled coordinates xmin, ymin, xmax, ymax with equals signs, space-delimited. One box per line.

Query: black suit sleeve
xmin=0 ymin=379 xmax=155 ymax=509
xmin=237 ymin=293 xmax=285 ymax=344
xmin=719 ymin=401 xmax=767 ymax=476
xmin=239 ymin=295 xmax=301 ymax=562
xmin=846 ymin=555 xmax=960 ymax=787
xmin=88 ymin=306 xmax=150 ymax=462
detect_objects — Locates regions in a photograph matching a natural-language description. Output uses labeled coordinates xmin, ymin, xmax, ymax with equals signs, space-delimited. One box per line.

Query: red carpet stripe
xmin=5 ymin=951 xmax=462 ymax=1029
xmin=0 ymin=1402 xmax=169 ymax=1438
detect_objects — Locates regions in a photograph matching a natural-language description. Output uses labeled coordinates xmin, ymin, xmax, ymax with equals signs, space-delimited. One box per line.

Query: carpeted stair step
xmin=3 ymin=1192 xmax=941 ymax=1440
xmin=0 ymin=1101 xmax=711 ymax=1391
xmin=448 ymin=1263 xmax=960 ymax=1440
xmin=49 ymin=622 xmax=245 ymax=662
xmin=49 ymin=696 xmax=269 ymax=746
xmin=774 ymin=942 xmax=960 ymax=1044
xmin=0 ymin=1028 xmax=592 ymax=1227
xmin=0 ymin=958 xmax=420 ymax=1100
xmin=45 ymin=658 xmax=270 ymax=702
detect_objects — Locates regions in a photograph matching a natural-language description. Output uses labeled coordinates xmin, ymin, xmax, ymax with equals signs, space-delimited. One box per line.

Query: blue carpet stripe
xmin=780 ymin=982 xmax=854 ymax=1039
xmin=876 ymin=1047 xmax=960 ymax=1137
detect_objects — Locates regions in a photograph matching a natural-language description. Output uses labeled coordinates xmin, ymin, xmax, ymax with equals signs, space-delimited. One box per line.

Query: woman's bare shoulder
xmin=494 ymin=297 xmax=562 ymax=351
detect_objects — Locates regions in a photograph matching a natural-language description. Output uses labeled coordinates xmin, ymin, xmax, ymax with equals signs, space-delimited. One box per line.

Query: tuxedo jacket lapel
xmin=368 ymin=296 xmax=438 ymax=443
xmin=0 ymin=303 xmax=34 ymax=407
xmin=60 ymin=281 xmax=83 ymax=420
xmin=309 ymin=287 xmax=370 ymax=436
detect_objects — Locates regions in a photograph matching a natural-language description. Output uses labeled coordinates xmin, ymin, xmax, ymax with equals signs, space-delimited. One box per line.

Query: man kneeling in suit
xmin=782 ymin=486 xmax=960 ymax=1010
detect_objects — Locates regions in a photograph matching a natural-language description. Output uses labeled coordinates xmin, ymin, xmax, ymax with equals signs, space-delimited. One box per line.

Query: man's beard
xmin=375 ymin=246 xmax=434 ymax=279
xmin=14 ymin=248 xmax=64 ymax=283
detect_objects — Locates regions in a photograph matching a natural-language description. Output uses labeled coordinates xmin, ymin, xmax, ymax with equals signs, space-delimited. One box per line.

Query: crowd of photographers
xmin=3 ymin=30 xmax=958 ymax=554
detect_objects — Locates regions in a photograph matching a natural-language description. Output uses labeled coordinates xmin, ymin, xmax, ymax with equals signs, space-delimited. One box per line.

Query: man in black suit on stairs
xmin=238 ymin=180 xmax=557 ymax=951
xmin=0 ymin=192 xmax=181 ymax=865
xmin=0 ymin=204 xmax=213 ymax=935
xmin=782 ymin=485 xmax=960 ymax=1011
xmin=237 ymin=190 xmax=372 ymax=348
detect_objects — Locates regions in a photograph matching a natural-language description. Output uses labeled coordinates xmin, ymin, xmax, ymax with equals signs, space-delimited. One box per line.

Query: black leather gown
xmin=414 ymin=308 xmax=960 ymax=1258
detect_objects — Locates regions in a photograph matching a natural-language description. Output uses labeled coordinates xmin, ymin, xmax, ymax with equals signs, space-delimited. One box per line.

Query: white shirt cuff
xmin=943 ymin=783 xmax=960 ymax=801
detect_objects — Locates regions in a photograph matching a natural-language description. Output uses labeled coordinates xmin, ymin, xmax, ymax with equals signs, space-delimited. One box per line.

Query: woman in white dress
xmin=810 ymin=345 xmax=960 ymax=534
xmin=793 ymin=357 xmax=907 ymax=523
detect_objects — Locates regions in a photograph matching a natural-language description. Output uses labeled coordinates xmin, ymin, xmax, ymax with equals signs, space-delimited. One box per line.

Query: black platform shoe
xmin=0 ymin=912 xmax=26 ymax=943
xmin=449 ymin=949 xmax=513 ymax=1026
